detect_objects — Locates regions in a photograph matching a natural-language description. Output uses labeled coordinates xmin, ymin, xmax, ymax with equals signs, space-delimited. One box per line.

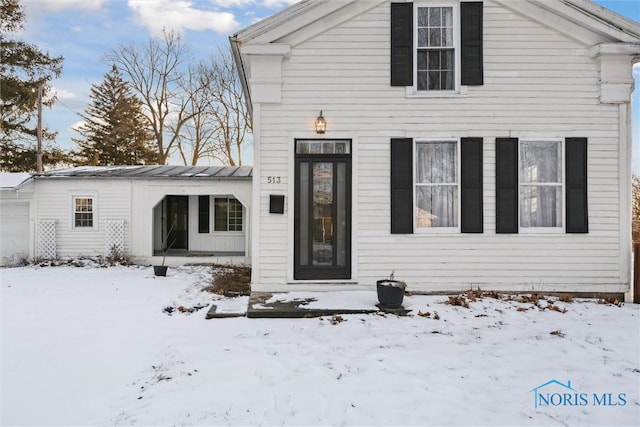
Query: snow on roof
xmin=34 ymin=165 xmax=253 ymax=180
xmin=0 ymin=173 xmax=32 ymax=189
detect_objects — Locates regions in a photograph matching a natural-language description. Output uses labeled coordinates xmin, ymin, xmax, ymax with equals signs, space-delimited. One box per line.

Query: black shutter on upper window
xmin=390 ymin=3 xmax=413 ymax=87
xmin=391 ymin=138 xmax=413 ymax=234
xmin=461 ymin=137 xmax=483 ymax=233
xmin=495 ymin=138 xmax=518 ymax=233
xmin=565 ymin=138 xmax=588 ymax=233
xmin=460 ymin=2 xmax=483 ymax=86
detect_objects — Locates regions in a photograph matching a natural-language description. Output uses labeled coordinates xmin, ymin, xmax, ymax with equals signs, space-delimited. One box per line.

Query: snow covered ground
xmin=1 ymin=264 xmax=638 ymax=426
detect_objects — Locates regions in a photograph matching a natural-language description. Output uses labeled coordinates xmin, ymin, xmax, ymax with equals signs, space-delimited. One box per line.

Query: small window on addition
xmin=74 ymin=197 xmax=94 ymax=228
xmin=214 ymin=197 xmax=243 ymax=232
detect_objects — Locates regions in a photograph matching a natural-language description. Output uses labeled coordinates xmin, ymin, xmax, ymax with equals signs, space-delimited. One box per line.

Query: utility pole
xmin=36 ymin=83 xmax=43 ymax=173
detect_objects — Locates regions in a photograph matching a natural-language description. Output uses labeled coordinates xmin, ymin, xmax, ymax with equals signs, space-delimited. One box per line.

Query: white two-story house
xmin=231 ymin=0 xmax=639 ymax=294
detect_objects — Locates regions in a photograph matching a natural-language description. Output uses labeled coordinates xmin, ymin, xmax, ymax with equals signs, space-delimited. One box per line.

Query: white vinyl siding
xmin=249 ymin=1 xmax=626 ymax=293
xmin=34 ymin=181 xmax=127 ymax=258
xmin=32 ymin=179 xmax=251 ymax=261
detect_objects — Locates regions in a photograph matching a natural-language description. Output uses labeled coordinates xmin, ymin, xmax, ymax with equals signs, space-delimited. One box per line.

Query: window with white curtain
xmin=519 ymin=140 xmax=563 ymax=230
xmin=415 ymin=140 xmax=459 ymax=230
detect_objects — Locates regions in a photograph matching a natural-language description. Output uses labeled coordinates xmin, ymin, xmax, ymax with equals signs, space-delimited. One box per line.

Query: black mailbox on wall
xmin=269 ymin=195 xmax=285 ymax=214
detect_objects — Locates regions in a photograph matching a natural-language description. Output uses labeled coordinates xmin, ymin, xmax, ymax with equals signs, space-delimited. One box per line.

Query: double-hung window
xmin=415 ymin=140 xmax=459 ymax=230
xmin=416 ymin=4 xmax=456 ymax=91
xmin=73 ymin=197 xmax=94 ymax=228
xmin=391 ymin=2 xmax=483 ymax=89
xmin=214 ymin=197 xmax=243 ymax=232
xmin=519 ymin=140 xmax=563 ymax=231
xmin=496 ymin=137 xmax=587 ymax=234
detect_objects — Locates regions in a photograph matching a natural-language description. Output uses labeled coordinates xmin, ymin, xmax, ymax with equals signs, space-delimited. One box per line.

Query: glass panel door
xmin=166 ymin=195 xmax=188 ymax=250
xmin=313 ymin=162 xmax=333 ymax=266
xmin=295 ymin=140 xmax=351 ymax=280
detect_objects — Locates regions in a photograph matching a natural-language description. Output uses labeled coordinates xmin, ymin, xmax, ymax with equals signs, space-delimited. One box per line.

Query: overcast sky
xmin=17 ymin=0 xmax=640 ymax=169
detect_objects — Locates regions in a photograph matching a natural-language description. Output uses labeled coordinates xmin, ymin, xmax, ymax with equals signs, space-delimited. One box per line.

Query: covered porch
xmin=151 ymin=193 xmax=250 ymax=266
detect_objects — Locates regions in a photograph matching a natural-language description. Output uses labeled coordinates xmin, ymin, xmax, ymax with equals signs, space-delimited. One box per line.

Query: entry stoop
xmin=246 ymin=292 xmax=380 ymax=318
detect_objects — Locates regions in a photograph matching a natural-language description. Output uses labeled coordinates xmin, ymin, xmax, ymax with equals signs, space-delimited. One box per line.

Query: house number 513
xmin=267 ymin=176 xmax=282 ymax=184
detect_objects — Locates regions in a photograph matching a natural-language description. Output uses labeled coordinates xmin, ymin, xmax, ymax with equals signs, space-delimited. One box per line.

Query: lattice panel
xmin=36 ymin=220 xmax=56 ymax=259
xmin=105 ymin=219 xmax=125 ymax=256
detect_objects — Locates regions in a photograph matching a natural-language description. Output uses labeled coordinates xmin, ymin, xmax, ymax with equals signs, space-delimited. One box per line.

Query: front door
xmin=166 ymin=195 xmax=188 ymax=250
xmin=294 ymin=139 xmax=351 ymax=280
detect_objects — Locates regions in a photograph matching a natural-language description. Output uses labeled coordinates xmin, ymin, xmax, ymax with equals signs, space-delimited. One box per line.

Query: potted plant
xmin=376 ymin=271 xmax=406 ymax=309
xmin=154 ymin=218 xmax=177 ymax=277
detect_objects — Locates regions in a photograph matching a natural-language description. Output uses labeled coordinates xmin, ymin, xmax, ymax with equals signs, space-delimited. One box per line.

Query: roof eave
xmin=230 ymin=35 xmax=253 ymax=121
xmin=563 ymin=0 xmax=640 ymax=41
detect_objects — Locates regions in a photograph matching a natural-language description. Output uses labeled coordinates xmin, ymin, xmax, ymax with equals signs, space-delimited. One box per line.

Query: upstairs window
xmin=73 ymin=197 xmax=94 ymax=228
xmin=391 ymin=2 xmax=483 ymax=89
xmin=416 ymin=5 xmax=455 ymax=91
xmin=214 ymin=197 xmax=243 ymax=232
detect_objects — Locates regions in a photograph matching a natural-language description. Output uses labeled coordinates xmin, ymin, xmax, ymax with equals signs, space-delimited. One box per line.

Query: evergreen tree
xmin=0 ymin=0 xmax=66 ymax=172
xmin=73 ymin=65 xmax=157 ymax=165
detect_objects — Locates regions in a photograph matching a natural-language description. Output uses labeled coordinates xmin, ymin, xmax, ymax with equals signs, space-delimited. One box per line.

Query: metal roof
xmin=34 ymin=165 xmax=253 ymax=180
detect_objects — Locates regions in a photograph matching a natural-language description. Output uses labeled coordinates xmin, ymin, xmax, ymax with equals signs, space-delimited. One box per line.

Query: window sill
xmin=202 ymin=231 xmax=245 ymax=235
xmin=519 ymin=228 xmax=565 ymax=235
xmin=287 ymin=280 xmax=359 ymax=285
xmin=72 ymin=227 xmax=97 ymax=232
xmin=413 ymin=229 xmax=461 ymax=236
xmin=405 ymin=86 xmax=468 ymax=98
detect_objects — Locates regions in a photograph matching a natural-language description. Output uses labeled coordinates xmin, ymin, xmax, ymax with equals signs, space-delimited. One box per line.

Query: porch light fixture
xmin=315 ymin=111 xmax=326 ymax=134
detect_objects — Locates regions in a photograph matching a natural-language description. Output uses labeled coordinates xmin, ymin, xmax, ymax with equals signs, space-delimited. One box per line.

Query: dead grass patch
xmin=205 ymin=264 xmax=251 ymax=297
xmin=598 ymin=297 xmax=622 ymax=307
xmin=446 ymin=295 xmax=470 ymax=308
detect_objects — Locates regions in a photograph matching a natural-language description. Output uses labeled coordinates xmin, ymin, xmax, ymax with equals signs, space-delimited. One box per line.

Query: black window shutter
xmin=460 ymin=2 xmax=483 ymax=86
xmin=495 ymin=138 xmax=518 ymax=233
xmin=391 ymin=138 xmax=413 ymax=234
xmin=461 ymin=137 xmax=483 ymax=233
xmin=566 ymin=138 xmax=588 ymax=233
xmin=391 ymin=3 xmax=413 ymax=87
xmin=198 ymin=195 xmax=210 ymax=233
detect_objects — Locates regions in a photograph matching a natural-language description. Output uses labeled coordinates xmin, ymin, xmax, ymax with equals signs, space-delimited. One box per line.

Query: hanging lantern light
xmin=315 ymin=110 xmax=327 ymax=134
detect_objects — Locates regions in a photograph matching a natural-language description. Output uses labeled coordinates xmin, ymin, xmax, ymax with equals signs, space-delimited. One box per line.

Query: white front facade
xmin=233 ymin=0 xmax=639 ymax=293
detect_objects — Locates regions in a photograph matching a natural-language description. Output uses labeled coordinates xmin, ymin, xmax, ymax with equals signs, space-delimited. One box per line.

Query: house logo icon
xmin=528 ymin=379 xmax=582 ymax=408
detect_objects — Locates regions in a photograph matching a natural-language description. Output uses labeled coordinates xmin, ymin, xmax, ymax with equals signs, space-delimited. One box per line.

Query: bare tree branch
xmin=104 ymin=29 xmax=193 ymax=164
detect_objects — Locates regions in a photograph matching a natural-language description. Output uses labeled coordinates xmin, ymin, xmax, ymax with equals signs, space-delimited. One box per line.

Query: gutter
xmin=230 ymin=35 xmax=253 ymax=122
xmin=560 ymin=0 xmax=640 ymax=41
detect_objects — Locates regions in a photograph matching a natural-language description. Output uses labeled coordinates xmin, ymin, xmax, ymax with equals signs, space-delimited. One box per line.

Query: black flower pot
xmin=377 ymin=279 xmax=406 ymax=308
xmin=154 ymin=265 xmax=168 ymax=276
